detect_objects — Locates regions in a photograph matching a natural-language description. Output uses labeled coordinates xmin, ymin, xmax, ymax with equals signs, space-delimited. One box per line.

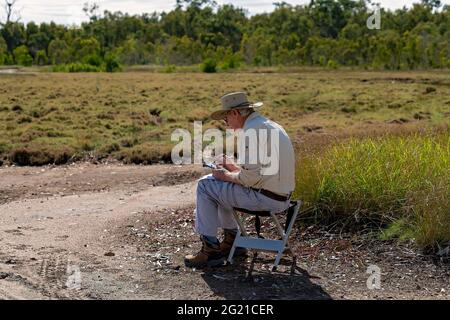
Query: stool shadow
xmin=200 ymin=256 xmax=332 ymax=300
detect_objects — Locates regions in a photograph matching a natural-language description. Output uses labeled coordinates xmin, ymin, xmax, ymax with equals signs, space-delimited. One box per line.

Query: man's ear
xmin=231 ymin=109 xmax=240 ymax=117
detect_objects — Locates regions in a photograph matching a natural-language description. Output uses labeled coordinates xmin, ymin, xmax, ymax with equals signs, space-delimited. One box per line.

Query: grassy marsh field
xmin=0 ymin=69 xmax=449 ymax=165
xmin=0 ymin=69 xmax=449 ymax=251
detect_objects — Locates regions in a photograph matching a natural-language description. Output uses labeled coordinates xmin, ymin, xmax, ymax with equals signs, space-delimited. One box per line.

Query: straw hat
xmin=211 ymin=92 xmax=263 ymax=120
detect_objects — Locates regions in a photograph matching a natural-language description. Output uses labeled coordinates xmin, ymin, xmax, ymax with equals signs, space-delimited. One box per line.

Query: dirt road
xmin=0 ymin=163 xmax=448 ymax=300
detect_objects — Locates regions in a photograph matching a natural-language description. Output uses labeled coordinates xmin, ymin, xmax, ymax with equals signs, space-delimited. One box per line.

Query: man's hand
xmin=212 ymin=168 xmax=228 ymax=181
xmin=215 ymin=154 xmax=240 ymax=173
xmin=212 ymin=168 xmax=242 ymax=185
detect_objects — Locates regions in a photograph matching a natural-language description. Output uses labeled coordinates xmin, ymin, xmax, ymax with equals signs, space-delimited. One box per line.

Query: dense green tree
xmin=156 ymin=35 xmax=203 ymax=65
xmin=34 ymin=49 xmax=48 ymax=65
xmin=0 ymin=0 xmax=448 ymax=70
xmin=1 ymin=22 xmax=26 ymax=56
xmin=0 ymin=35 xmax=7 ymax=65
xmin=371 ymin=31 xmax=403 ymax=70
xmin=13 ymin=45 xmax=33 ymax=66
xmin=70 ymin=36 xmax=101 ymax=62
xmin=48 ymin=39 xmax=69 ymax=64
xmin=27 ymin=32 xmax=50 ymax=58
xmin=213 ymin=4 xmax=246 ymax=51
xmin=114 ymin=36 xmax=154 ymax=65
xmin=240 ymin=31 xmax=276 ymax=66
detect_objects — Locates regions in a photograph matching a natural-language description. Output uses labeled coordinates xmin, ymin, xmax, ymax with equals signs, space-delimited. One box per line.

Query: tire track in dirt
xmin=0 ymin=167 xmax=199 ymax=299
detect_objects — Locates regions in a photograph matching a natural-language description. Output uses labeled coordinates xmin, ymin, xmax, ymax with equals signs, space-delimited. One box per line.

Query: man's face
xmin=224 ymin=110 xmax=245 ymax=130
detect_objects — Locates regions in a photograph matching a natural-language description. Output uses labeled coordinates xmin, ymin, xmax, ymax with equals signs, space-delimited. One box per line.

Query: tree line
xmin=0 ymin=0 xmax=448 ymax=71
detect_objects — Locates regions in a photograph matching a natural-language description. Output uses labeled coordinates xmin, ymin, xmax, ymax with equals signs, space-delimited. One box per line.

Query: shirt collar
xmin=243 ymin=112 xmax=261 ymax=130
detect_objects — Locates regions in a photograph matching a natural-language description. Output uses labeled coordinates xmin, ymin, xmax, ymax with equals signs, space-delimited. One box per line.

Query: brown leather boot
xmin=184 ymin=236 xmax=224 ymax=268
xmin=220 ymin=230 xmax=247 ymax=257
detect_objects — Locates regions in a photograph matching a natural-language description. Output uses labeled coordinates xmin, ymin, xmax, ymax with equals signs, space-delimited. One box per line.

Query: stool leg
xmin=233 ymin=211 xmax=248 ymax=237
xmin=246 ymin=251 xmax=257 ymax=280
xmin=290 ymin=255 xmax=297 ymax=275
xmin=270 ymin=212 xmax=286 ymax=272
xmin=272 ymin=249 xmax=283 ymax=272
xmin=270 ymin=213 xmax=285 ymax=238
xmin=228 ymin=210 xmax=249 ymax=265
xmin=227 ymin=229 xmax=240 ymax=265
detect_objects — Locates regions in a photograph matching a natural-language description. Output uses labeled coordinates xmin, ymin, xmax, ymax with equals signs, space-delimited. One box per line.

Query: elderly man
xmin=184 ymin=92 xmax=296 ymax=268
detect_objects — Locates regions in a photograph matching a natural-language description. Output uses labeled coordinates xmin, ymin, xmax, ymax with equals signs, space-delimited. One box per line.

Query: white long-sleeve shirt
xmin=236 ymin=112 xmax=296 ymax=197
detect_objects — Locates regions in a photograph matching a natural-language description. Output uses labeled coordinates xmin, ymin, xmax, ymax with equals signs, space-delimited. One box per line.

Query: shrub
xmin=327 ymin=59 xmax=339 ymax=69
xmin=341 ymin=106 xmax=357 ymax=113
xmin=9 ymin=144 xmax=75 ymax=166
xmin=13 ymin=45 xmax=33 ymax=66
xmin=52 ymin=63 xmax=102 ymax=72
xmin=117 ymin=143 xmax=172 ymax=164
xmin=0 ymin=34 xmax=11 ymax=65
xmin=17 ymin=116 xmax=32 ymax=124
xmin=201 ymin=58 xmax=217 ymax=73
xmin=84 ymin=54 xmax=103 ymax=67
xmin=35 ymin=50 xmax=48 ymax=66
xmin=163 ymin=64 xmax=177 ymax=73
xmin=104 ymin=54 xmax=122 ymax=72
xmin=149 ymin=108 xmax=162 ymax=117
xmin=120 ymin=138 xmax=137 ymax=148
xmin=219 ymin=54 xmax=241 ymax=70
xmin=0 ymin=141 xmax=10 ymax=155
xmin=296 ymin=133 xmax=449 ymax=252
xmin=96 ymin=142 xmax=121 ymax=159
xmin=51 ymin=64 xmax=66 ymax=72
xmin=12 ymin=105 xmax=23 ymax=112
xmin=410 ymin=184 xmax=450 ymax=251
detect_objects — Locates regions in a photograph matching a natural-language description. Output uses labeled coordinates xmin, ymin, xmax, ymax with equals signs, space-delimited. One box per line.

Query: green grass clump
xmin=296 ymin=133 xmax=449 ymax=252
xmin=53 ymin=63 xmax=103 ymax=73
xmin=9 ymin=142 xmax=75 ymax=166
xmin=117 ymin=142 xmax=172 ymax=165
xmin=201 ymin=58 xmax=217 ymax=73
xmin=163 ymin=64 xmax=177 ymax=73
xmin=52 ymin=61 xmax=122 ymax=73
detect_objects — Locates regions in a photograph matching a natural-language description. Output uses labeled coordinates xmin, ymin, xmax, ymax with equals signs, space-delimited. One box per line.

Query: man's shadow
xmin=200 ymin=254 xmax=331 ymax=300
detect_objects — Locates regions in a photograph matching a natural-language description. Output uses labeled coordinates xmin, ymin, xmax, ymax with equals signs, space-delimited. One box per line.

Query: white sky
xmin=2 ymin=0 xmax=449 ymax=25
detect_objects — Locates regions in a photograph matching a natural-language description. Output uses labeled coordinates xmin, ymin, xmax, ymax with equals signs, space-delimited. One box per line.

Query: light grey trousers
xmin=195 ymin=174 xmax=291 ymax=237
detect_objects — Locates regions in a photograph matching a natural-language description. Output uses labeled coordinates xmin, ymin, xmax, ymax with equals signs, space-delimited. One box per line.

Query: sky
xmin=2 ymin=0 xmax=449 ymax=25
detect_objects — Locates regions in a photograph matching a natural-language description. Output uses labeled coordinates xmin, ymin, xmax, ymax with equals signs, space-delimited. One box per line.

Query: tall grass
xmin=52 ymin=60 xmax=122 ymax=73
xmin=295 ymin=133 xmax=449 ymax=252
xmin=52 ymin=63 xmax=102 ymax=73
